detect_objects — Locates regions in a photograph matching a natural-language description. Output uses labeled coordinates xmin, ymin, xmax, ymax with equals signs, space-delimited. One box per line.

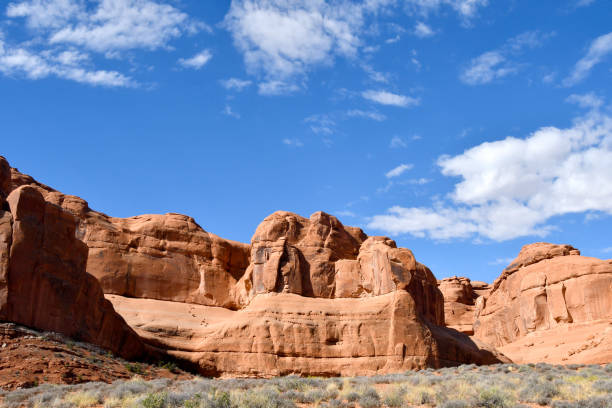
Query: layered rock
xmin=2 ymin=157 xmax=251 ymax=310
xmin=0 ymin=156 xmax=507 ymax=374
xmin=0 ymin=185 xmax=143 ymax=359
xmin=438 ymin=277 xmax=490 ymax=335
xmin=474 ymin=242 xmax=612 ymax=364
xmin=109 ymin=291 xmax=505 ymax=377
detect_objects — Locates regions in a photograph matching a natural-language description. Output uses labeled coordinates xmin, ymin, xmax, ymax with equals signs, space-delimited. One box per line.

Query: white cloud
xmin=488 ymin=257 xmax=514 ymax=266
xmin=0 ymin=35 xmax=133 ymax=86
xmin=223 ymin=105 xmax=240 ymax=118
xmin=390 ymin=135 xmax=407 ymax=148
xmin=178 ymin=49 xmax=212 ymax=70
xmin=223 ymin=0 xmax=404 ymax=94
xmin=282 ymin=138 xmax=304 ymax=147
xmin=405 ymin=177 xmax=431 ymax=185
xmin=461 ymin=30 xmax=554 ymax=85
xmin=2 ymin=0 xmax=204 ymax=86
xmin=564 ymin=32 xmax=612 ymax=86
xmin=362 ymin=89 xmax=420 ymax=107
xmin=258 ymin=80 xmax=300 ymax=95
xmin=362 ymin=64 xmax=390 ymax=83
xmin=404 ymin=0 xmax=489 ymax=19
xmin=385 ymin=163 xmax=413 ymax=178
xmin=335 ymin=210 xmax=356 ymax=217
xmin=460 ymin=51 xmax=516 ymax=85
xmin=369 ymin=106 xmax=612 ymax=241
xmin=346 ymin=109 xmax=386 ymax=121
xmin=566 ymin=92 xmax=604 ymax=109
xmin=304 ymin=114 xmax=335 ymax=135
xmin=414 ymin=21 xmax=435 ymax=38
xmin=220 ymin=77 xmax=252 ymax=91
xmin=8 ymin=0 xmax=204 ymax=53
xmin=224 ymin=0 xmax=367 ymax=90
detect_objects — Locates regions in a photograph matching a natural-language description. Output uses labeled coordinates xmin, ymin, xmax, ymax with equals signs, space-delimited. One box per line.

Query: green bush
xmin=141 ymin=392 xmax=167 ymax=408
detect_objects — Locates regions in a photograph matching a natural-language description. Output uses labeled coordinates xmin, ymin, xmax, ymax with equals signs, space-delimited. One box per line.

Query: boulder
xmin=0 ymin=186 xmax=143 ymax=359
xmin=474 ymin=242 xmax=612 ymax=364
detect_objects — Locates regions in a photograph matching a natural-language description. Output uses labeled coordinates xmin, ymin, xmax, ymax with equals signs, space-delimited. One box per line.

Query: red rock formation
xmin=1 ymin=156 xmax=507 ymax=375
xmin=474 ymin=242 xmax=612 ymax=364
xmin=438 ymin=276 xmax=490 ymax=335
xmin=0 ymin=181 xmax=143 ymax=359
xmin=109 ymin=291 xmax=505 ymax=377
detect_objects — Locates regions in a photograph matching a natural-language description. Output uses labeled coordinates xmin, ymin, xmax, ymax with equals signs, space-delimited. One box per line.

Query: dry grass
xmin=0 ymin=363 xmax=610 ymax=408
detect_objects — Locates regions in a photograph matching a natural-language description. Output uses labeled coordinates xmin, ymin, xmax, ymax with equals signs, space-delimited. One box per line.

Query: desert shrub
xmin=552 ymin=397 xmax=612 ymax=408
xmin=65 ymin=391 xmax=100 ymax=408
xmin=141 ymin=392 xmax=167 ymax=408
xmin=280 ymin=390 xmax=303 ymax=401
xmin=357 ymin=388 xmax=380 ymax=408
xmin=382 ymin=385 xmax=406 ymax=408
xmin=591 ymin=379 xmax=612 ymax=394
xmin=604 ymin=364 xmax=612 ymax=373
xmin=478 ymin=387 xmax=513 ymax=408
xmin=328 ymin=398 xmax=345 ymax=408
xmin=302 ymin=388 xmax=326 ymax=403
xmin=107 ymin=380 xmax=149 ymax=400
xmin=230 ymin=388 xmax=294 ymax=408
xmin=440 ymin=400 xmax=470 ymax=408
xmin=345 ymin=391 xmax=360 ymax=402
xmin=519 ymin=380 xmax=560 ymax=403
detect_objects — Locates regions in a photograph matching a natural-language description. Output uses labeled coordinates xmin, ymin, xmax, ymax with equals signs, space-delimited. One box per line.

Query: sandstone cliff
xmin=0 ymin=168 xmax=143 ymax=359
xmin=438 ymin=277 xmax=490 ymax=335
xmin=472 ymin=242 xmax=612 ymax=364
xmin=1 ymin=155 xmax=506 ymax=375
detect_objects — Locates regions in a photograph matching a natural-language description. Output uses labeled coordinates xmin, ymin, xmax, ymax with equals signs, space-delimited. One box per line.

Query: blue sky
xmin=1 ymin=0 xmax=612 ymax=283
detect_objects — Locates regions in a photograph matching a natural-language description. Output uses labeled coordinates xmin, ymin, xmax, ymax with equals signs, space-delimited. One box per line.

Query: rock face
xmin=109 ymin=292 xmax=505 ymax=377
xmin=438 ymin=277 xmax=490 ymax=335
xmin=0 ymin=172 xmax=143 ymax=359
xmin=0 ymin=156 xmax=507 ymax=375
xmin=473 ymin=242 xmax=612 ymax=364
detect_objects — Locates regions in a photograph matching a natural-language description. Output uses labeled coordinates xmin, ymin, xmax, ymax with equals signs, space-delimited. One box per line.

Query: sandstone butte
xmin=1 ymin=154 xmax=611 ymax=377
xmin=438 ymin=243 xmax=612 ymax=365
xmin=0 ymin=155 xmax=506 ymax=376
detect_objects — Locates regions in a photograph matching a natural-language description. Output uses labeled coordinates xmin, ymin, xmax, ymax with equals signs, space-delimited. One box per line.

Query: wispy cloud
xmin=414 ymin=22 xmax=435 ymax=38
xmin=346 ymin=109 xmax=386 ymax=121
xmin=386 ymin=163 xmax=414 ymax=178
xmin=488 ymin=257 xmax=514 ymax=266
xmin=282 ymin=138 xmax=304 ymax=147
xmin=566 ymin=92 xmax=604 ymax=109
xmin=390 ymin=136 xmax=407 ymax=148
xmin=564 ymin=32 xmax=612 ymax=86
xmin=304 ymin=114 xmax=335 ymax=135
xmin=223 ymin=105 xmax=240 ymax=118
xmin=2 ymin=0 xmax=205 ymax=86
xmin=461 ymin=30 xmax=555 ymax=85
xmin=7 ymin=0 xmax=205 ymax=53
xmin=178 ymin=50 xmax=212 ymax=70
xmin=0 ymin=35 xmax=134 ymax=87
xmin=362 ymin=90 xmax=420 ymax=107
xmin=220 ymin=77 xmax=252 ymax=91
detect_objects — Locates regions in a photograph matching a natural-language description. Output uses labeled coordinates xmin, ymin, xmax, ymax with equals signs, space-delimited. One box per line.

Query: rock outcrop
xmin=438 ymin=277 xmax=490 ymax=335
xmin=473 ymin=242 xmax=612 ymax=364
xmin=0 ymin=182 xmax=143 ymax=359
xmin=109 ymin=292 xmax=505 ymax=377
xmin=0 ymin=155 xmax=507 ymax=375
